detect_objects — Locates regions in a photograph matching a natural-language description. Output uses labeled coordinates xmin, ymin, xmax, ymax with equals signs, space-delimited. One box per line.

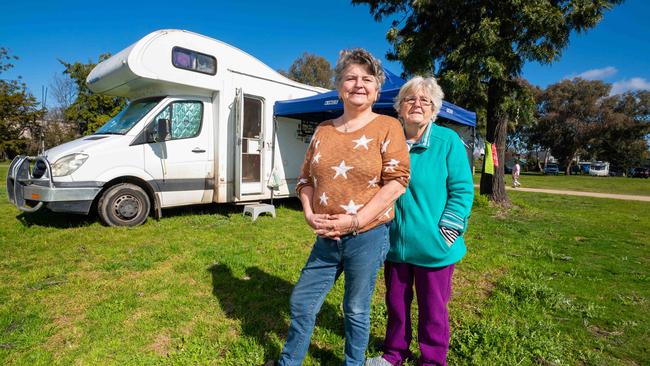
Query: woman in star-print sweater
xmin=298 ymin=113 xmax=410 ymax=231
xmin=273 ymin=49 xmax=409 ymax=366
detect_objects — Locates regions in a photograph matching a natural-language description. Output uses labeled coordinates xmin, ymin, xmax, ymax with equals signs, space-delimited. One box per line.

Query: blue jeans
xmin=278 ymin=223 xmax=390 ymax=366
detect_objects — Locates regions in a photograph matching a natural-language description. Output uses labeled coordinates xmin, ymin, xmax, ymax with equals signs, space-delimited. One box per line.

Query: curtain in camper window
xmin=171 ymin=102 xmax=202 ymax=139
xmin=152 ymin=101 xmax=203 ymax=140
xmin=172 ymin=47 xmax=217 ymax=75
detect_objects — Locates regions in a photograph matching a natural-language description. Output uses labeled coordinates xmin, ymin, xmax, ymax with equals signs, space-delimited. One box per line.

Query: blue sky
xmin=2 ymin=0 xmax=648 ymax=106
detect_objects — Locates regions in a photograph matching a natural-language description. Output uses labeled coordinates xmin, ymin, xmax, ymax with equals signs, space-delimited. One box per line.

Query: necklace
xmin=338 ymin=118 xmax=351 ymax=133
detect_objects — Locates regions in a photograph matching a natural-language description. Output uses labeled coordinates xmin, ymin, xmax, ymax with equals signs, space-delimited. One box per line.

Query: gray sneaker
xmin=365 ymin=356 xmax=392 ymax=366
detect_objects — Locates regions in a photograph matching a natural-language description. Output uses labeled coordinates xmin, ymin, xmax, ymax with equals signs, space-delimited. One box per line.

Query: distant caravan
xmin=589 ymin=161 xmax=610 ymax=177
xmin=7 ymin=29 xmax=325 ymax=226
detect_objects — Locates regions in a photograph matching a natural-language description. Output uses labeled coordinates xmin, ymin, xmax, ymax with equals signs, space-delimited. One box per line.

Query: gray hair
xmin=394 ymin=76 xmax=445 ymax=120
xmin=334 ymin=48 xmax=385 ymax=90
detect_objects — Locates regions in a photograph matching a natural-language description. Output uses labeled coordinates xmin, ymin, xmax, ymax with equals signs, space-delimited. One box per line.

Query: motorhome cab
xmin=7 ymin=29 xmax=325 ymax=226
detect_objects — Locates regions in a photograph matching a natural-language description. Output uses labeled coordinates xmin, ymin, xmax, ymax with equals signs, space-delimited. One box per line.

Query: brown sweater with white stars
xmin=296 ymin=115 xmax=411 ymax=233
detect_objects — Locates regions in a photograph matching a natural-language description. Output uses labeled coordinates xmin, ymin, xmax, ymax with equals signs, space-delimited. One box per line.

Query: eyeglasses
xmin=403 ymin=96 xmax=433 ymax=107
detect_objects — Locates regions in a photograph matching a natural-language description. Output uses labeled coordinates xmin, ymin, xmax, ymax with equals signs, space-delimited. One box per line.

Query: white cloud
xmin=610 ymin=77 xmax=650 ymax=95
xmin=574 ymin=66 xmax=618 ymax=80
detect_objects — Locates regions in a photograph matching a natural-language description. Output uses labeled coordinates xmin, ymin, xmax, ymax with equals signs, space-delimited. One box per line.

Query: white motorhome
xmin=7 ymin=29 xmax=325 ymax=226
xmin=589 ymin=161 xmax=610 ymax=176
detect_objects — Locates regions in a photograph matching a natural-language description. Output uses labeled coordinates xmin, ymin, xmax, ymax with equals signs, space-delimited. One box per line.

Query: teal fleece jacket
xmin=387 ymin=122 xmax=474 ymax=268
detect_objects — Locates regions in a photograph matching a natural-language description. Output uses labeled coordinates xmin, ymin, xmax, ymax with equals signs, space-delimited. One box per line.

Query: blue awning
xmin=273 ymin=69 xmax=476 ymax=127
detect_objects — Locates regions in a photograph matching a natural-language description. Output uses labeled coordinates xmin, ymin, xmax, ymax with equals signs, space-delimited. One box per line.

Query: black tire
xmin=97 ymin=183 xmax=150 ymax=227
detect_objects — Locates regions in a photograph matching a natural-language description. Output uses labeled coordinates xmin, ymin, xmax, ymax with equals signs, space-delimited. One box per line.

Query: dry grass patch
xmin=149 ymin=332 xmax=172 ymax=356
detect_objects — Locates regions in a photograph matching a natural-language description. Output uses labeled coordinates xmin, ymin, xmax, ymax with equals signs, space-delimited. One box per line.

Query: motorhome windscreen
xmin=95 ymin=97 xmax=164 ymax=135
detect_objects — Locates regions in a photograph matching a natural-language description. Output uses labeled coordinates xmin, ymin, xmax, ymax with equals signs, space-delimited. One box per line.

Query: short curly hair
xmin=393 ymin=76 xmax=445 ymax=120
xmin=333 ymin=48 xmax=385 ymax=90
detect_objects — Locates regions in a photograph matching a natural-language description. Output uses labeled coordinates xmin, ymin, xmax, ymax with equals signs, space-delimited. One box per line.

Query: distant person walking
xmin=512 ymin=160 xmax=521 ymax=188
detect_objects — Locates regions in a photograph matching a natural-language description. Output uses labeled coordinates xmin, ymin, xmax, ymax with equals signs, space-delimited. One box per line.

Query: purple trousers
xmin=381 ymin=261 xmax=455 ymax=366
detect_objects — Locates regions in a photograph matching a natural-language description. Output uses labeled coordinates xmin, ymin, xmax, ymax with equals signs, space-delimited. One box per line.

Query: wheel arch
xmin=93 ymin=176 xmax=161 ymax=219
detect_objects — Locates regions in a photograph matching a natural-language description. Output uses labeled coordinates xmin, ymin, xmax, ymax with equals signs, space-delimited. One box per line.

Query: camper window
xmin=150 ymin=101 xmax=203 ymax=140
xmin=172 ymin=47 xmax=216 ymax=75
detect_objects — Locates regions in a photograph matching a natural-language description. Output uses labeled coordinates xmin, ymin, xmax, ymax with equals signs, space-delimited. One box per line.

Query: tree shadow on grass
xmin=208 ymin=263 xmax=344 ymax=364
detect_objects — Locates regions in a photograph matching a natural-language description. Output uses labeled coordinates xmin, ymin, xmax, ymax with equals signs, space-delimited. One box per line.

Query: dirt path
xmin=473 ymin=185 xmax=650 ymax=202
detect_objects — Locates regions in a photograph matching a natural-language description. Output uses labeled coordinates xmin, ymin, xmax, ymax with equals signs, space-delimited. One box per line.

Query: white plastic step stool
xmin=242 ymin=203 xmax=276 ymax=222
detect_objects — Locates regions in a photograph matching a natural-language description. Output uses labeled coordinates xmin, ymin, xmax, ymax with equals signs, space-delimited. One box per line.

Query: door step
xmin=242 ymin=203 xmax=276 ymax=222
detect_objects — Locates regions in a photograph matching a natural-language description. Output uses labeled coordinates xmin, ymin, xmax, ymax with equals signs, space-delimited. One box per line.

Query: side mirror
xmin=154 ymin=118 xmax=171 ymax=142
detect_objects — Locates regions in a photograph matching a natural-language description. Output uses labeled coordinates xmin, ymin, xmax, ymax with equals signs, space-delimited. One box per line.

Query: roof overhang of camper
xmin=86 ymin=29 xmax=325 ymax=100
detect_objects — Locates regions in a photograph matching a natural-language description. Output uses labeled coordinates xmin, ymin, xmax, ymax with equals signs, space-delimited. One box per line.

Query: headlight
xmin=51 ymin=153 xmax=89 ymax=177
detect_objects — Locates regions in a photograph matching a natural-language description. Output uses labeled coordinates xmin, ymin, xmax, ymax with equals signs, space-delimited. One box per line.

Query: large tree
xmin=354 ymin=0 xmax=622 ymax=203
xmin=280 ymin=52 xmax=334 ymax=89
xmin=531 ymin=80 xmax=649 ymax=174
xmin=594 ymin=90 xmax=650 ymax=171
xmin=0 ymin=47 xmax=43 ymax=158
xmin=533 ymin=78 xmax=610 ymax=174
xmin=60 ymin=54 xmax=126 ymax=135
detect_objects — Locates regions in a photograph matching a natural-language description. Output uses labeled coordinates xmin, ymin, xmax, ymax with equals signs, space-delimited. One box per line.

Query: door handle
xmin=192 ymin=148 xmax=206 ymax=153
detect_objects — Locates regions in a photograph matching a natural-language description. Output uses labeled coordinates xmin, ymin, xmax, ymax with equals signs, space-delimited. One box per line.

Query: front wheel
xmin=97 ymin=183 xmax=151 ymax=227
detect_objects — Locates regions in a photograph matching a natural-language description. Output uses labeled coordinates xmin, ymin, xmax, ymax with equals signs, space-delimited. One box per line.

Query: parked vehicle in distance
xmin=543 ymin=163 xmax=560 ymax=175
xmin=589 ymin=161 xmax=610 ymax=176
xmin=628 ymin=167 xmax=650 ymax=178
xmin=578 ymin=162 xmax=591 ymax=175
xmin=608 ymin=166 xmax=625 ymax=177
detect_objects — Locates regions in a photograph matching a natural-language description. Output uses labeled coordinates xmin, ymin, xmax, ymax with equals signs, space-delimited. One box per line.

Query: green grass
xmin=1 ymin=162 xmax=649 ymax=365
xmin=474 ymin=172 xmax=650 ymax=196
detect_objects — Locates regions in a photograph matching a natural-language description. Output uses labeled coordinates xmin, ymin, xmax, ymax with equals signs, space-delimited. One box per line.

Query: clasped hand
xmin=306 ymin=213 xmax=356 ymax=240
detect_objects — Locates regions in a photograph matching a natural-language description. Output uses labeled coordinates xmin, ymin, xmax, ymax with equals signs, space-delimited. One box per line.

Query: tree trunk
xmin=564 ymin=153 xmax=577 ymax=176
xmin=480 ymin=78 xmax=509 ymax=204
xmin=538 ymin=149 xmax=549 ymax=172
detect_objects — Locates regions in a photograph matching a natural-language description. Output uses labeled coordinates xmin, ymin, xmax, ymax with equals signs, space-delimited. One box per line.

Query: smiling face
xmin=338 ymin=64 xmax=379 ymax=110
xmin=399 ymin=88 xmax=435 ymax=129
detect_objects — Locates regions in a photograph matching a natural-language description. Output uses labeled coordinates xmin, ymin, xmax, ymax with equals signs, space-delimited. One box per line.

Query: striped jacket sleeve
xmin=438 ymin=133 xmax=474 ymax=235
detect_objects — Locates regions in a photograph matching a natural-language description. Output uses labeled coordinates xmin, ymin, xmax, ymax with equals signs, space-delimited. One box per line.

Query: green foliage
xmin=0 ymin=48 xmax=44 ymax=158
xmin=59 ymin=54 xmax=126 ymax=135
xmin=280 ymin=52 xmax=334 ymax=89
xmin=532 ymin=79 xmax=650 ymax=172
xmin=533 ymin=78 xmax=611 ymax=172
xmin=505 ymin=79 xmax=541 ymax=154
xmin=354 ymin=0 xmax=623 ymax=201
xmin=595 ymin=90 xmax=650 ymax=168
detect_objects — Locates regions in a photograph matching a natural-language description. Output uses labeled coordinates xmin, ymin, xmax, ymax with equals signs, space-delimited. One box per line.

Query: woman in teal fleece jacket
xmin=366 ymin=77 xmax=474 ymax=366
